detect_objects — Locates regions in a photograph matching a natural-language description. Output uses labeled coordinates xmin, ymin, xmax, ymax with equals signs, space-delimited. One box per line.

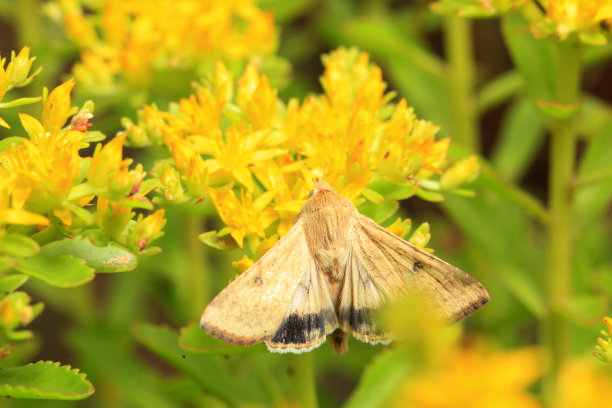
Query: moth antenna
xmin=322 ymin=162 xmax=327 ymax=182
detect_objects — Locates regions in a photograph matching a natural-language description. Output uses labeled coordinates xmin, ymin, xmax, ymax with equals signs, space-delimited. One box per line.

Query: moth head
xmin=311 ymin=178 xmax=335 ymax=196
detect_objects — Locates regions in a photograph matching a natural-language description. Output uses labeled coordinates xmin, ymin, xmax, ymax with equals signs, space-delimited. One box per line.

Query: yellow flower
xmin=42 ymin=78 xmax=76 ymax=135
xmin=60 ymin=0 xmax=277 ymax=89
xmin=88 ymin=133 xmax=146 ymax=197
xmin=200 ymin=126 xmax=286 ymax=193
xmin=440 ymin=155 xmax=480 ymax=190
xmin=164 ymin=89 xmax=226 ymax=142
xmin=385 ymin=217 xmax=413 ymax=239
xmin=0 ymin=119 xmax=84 ymax=215
xmin=128 ymin=209 xmax=166 ymax=250
xmin=392 ymin=346 xmax=542 ymax=408
xmin=5 ymin=47 xmax=36 ymax=87
xmin=237 ymin=63 xmax=279 ymax=130
xmin=95 ymin=197 xmax=133 ymax=239
xmin=233 ymin=255 xmax=255 ymax=274
xmin=547 ymin=0 xmax=612 ymax=34
xmin=0 ymin=292 xmax=42 ymax=335
xmin=594 ymin=316 xmax=612 ymax=363
xmin=557 ymin=358 xmax=612 ymax=407
xmin=283 ymin=48 xmax=449 ymax=202
xmin=530 ymin=0 xmax=612 ymax=43
xmin=0 ymin=46 xmax=42 ymax=128
xmin=207 ymin=187 xmax=278 ymax=248
xmin=0 ymin=174 xmax=49 ymax=226
xmin=251 ymin=156 xmax=309 ymax=236
xmin=129 ymin=47 xmax=473 ymax=253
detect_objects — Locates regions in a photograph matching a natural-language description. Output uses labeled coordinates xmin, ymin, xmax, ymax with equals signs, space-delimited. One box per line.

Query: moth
xmin=200 ymin=179 xmax=489 ymax=354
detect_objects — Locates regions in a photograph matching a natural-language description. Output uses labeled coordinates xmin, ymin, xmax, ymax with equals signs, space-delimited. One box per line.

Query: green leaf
xmin=575 ymin=123 xmax=612 ymax=235
xmin=16 ymin=254 xmax=94 ymax=287
xmin=579 ymin=96 xmax=612 ymax=140
xmin=0 ymin=274 xmax=29 ymax=295
xmin=344 ymin=348 xmax=415 ymax=408
xmin=558 ymin=295 xmax=608 ymax=325
xmin=358 ymin=200 xmax=399 ymax=224
xmin=367 ymin=180 xmax=418 ymax=200
xmin=61 ymin=202 xmax=95 ymax=225
xmin=534 ymin=98 xmax=581 ymax=120
xmin=67 ymin=183 xmax=101 ymax=201
xmin=117 ymin=198 xmax=154 ymax=210
xmin=41 ymin=237 xmax=138 ymax=273
xmin=0 ymin=233 xmax=40 ymax=258
xmin=477 ymin=71 xmax=522 ymax=113
xmin=0 ymin=136 xmax=25 ymax=152
xmin=361 ymin=188 xmax=385 ymax=204
xmin=258 ymin=0 xmax=311 ymax=23
xmin=498 ymin=266 xmax=545 ymax=319
xmin=578 ymin=31 xmax=608 ymax=46
xmin=199 ymin=230 xmax=237 ymax=250
xmin=388 ymin=59 xmax=454 ymax=137
xmin=337 ymin=16 xmax=445 ymax=77
xmin=415 ymin=188 xmax=445 ymax=202
xmin=491 ymin=98 xmax=546 ymax=182
xmin=179 ymin=323 xmax=265 ymax=354
xmin=132 ymin=323 xmax=254 ymax=405
xmin=0 ymin=361 xmax=94 ymax=400
xmin=502 ymin=13 xmax=556 ymax=102
xmin=0 ymin=96 xmax=42 ymax=109
xmin=0 ymin=255 xmax=18 ymax=272
xmin=82 ymin=130 xmax=106 ymax=143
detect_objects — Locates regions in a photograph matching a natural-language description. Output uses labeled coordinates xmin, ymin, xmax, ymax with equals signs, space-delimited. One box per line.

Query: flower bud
xmin=6 ymin=47 xmax=35 ymax=87
xmin=440 ymin=155 xmax=480 ymax=191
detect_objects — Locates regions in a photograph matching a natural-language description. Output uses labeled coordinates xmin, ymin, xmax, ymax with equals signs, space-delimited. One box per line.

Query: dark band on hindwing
xmin=339 ymin=307 xmax=391 ymax=344
xmin=268 ymin=309 xmax=336 ymax=349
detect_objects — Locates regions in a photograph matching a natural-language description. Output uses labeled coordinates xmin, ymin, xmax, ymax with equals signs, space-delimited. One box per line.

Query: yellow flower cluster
xmin=0 ymin=291 xmax=43 ymax=341
xmin=124 ymin=47 xmax=478 ymax=255
xmin=392 ymin=343 xmax=612 ymax=408
xmin=0 ymin=51 xmax=164 ymax=252
xmin=0 ymin=47 xmax=41 ymax=128
xmin=594 ymin=316 xmax=612 ymax=362
xmin=433 ymin=0 xmax=612 ymax=44
xmin=540 ymin=0 xmax=612 ymax=42
xmin=58 ymin=0 xmax=276 ymax=89
xmin=393 ymin=345 xmax=542 ymax=408
xmin=0 ymin=80 xmax=82 ymax=226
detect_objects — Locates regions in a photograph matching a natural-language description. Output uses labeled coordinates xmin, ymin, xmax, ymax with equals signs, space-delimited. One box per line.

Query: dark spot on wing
xmin=339 ymin=307 xmax=383 ymax=335
xmin=253 ymin=276 xmax=263 ymax=286
xmin=413 ymin=261 xmax=423 ymax=273
xmin=272 ymin=313 xmax=327 ymax=345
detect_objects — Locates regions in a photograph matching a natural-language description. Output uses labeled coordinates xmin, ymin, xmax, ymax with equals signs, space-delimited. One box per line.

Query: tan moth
xmin=200 ymin=179 xmax=489 ymax=354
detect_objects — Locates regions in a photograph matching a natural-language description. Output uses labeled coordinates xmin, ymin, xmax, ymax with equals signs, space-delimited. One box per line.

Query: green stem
xmin=542 ymin=39 xmax=581 ymax=406
xmin=184 ymin=213 xmax=208 ymax=321
xmin=289 ymin=353 xmax=317 ymax=408
xmin=444 ymin=16 xmax=479 ymax=153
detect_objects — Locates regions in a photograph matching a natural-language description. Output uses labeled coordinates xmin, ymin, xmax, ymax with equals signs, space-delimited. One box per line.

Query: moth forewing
xmin=200 ymin=179 xmax=489 ymax=354
xmin=200 ymin=221 xmax=313 ymax=346
xmin=354 ymin=214 xmax=490 ymax=322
